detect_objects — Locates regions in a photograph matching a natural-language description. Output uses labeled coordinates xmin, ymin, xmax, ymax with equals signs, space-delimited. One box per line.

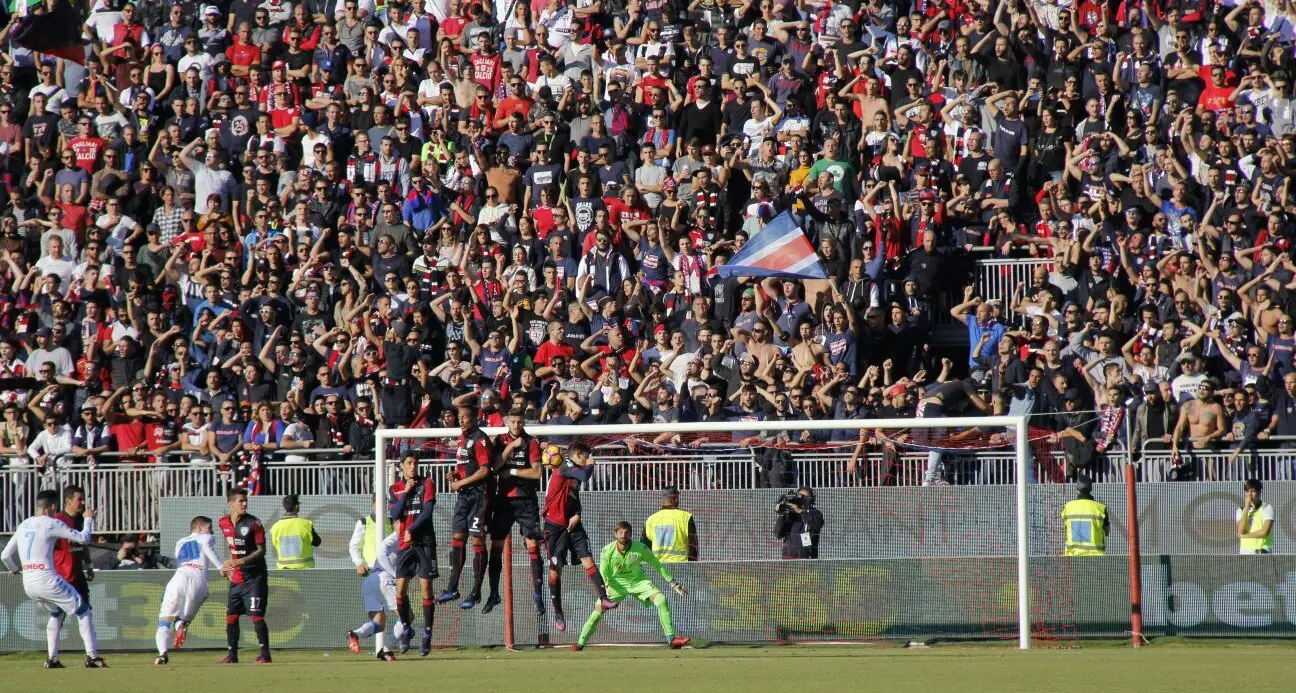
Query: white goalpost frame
xmin=374 ymin=414 xmax=1034 ymax=649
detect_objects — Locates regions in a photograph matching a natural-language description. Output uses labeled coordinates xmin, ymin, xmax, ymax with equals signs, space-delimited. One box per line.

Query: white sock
xmin=374 ymin=630 xmax=386 ymax=653
xmin=77 ymin=612 xmax=99 ymax=658
xmin=156 ymin=622 xmax=171 ymax=656
xmin=47 ymin=615 xmax=62 ymax=661
xmin=353 ymin=620 xmax=379 ymax=637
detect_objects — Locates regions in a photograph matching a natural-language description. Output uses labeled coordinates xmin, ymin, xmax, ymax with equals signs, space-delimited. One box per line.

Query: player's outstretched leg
xmin=437 ymin=537 xmax=466 ymax=603
xmin=651 ymin=592 xmax=690 ymax=648
xmin=574 ymin=600 xmax=611 ymax=651
xmin=347 ymin=616 xmax=380 ymax=653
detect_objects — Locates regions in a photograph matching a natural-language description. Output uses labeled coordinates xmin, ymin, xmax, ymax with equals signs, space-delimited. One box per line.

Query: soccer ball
xmin=541 ymin=445 xmax=563 ymax=469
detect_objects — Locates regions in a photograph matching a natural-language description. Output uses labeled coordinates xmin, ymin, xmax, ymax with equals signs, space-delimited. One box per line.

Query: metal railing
xmin=976 ymin=257 xmax=1052 ymax=306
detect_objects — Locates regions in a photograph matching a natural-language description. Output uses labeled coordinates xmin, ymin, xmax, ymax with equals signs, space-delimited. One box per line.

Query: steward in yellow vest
xmin=1237 ymin=479 xmax=1275 ymax=555
xmin=270 ymin=494 xmax=322 ymax=569
xmin=642 ymin=487 xmax=698 ymax=562
xmin=1061 ymin=476 xmax=1109 ymax=556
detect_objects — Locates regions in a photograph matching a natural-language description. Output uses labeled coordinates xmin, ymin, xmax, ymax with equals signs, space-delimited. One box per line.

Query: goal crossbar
xmin=374 ymin=415 xmax=1033 ymax=649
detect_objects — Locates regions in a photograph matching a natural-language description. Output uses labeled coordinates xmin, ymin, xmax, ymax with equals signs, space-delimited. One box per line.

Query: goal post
xmin=373 ymin=414 xmax=1036 ymax=650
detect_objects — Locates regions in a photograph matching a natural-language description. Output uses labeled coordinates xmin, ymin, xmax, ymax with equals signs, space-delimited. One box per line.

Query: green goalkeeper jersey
xmin=599 ymin=540 xmax=674 ymax=585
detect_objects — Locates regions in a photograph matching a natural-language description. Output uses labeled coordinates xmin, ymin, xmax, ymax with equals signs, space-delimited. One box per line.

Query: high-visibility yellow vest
xmin=362 ymin=515 xmax=392 ymax=567
xmin=271 ymin=516 xmax=316 ymax=569
xmin=1061 ymin=498 xmax=1107 ymax=556
xmin=644 ymin=508 xmax=693 ymax=563
xmin=1240 ymin=503 xmax=1275 ymax=554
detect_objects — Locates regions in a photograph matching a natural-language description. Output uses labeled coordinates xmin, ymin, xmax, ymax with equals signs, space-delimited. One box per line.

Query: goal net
xmin=374 ymin=415 xmax=1082 ymax=650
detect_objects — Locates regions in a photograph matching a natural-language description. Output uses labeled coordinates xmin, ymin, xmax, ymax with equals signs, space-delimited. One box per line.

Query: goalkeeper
xmin=573 ymin=521 xmax=691 ymax=650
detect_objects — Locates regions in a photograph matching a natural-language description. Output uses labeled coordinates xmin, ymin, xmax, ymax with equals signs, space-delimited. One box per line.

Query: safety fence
xmin=4 ymin=447 xmax=1296 ymax=535
xmin=976 ymin=258 xmax=1052 ymax=313
xmin=930 ymin=257 xmax=1052 ymax=326
xmin=153 ymin=482 xmax=1296 ymax=563
xmin=2 ymin=555 xmax=1295 ymax=652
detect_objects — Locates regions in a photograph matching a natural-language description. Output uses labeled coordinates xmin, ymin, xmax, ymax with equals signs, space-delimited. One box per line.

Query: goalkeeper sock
xmin=226 ymin=615 xmax=240 ymax=653
xmin=251 ymin=616 xmax=269 ymax=651
xmin=422 ymin=599 xmax=434 ymax=632
xmin=549 ymin=574 xmax=564 ymax=614
xmin=651 ymin=592 xmax=675 ymax=639
xmin=396 ymin=596 xmax=411 ymax=628
xmin=585 ymin=565 xmax=610 ymax=601
xmin=354 ymin=620 xmax=379 ymax=637
xmin=487 ymin=545 xmax=503 ymax=597
xmin=578 ymin=609 xmax=603 ymax=647
xmin=447 ymin=539 xmax=466 ymax=591
xmin=527 ymin=544 xmax=544 ymax=601
xmin=470 ymin=544 xmax=487 ymax=596
xmin=156 ymin=621 xmax=171 ymax=656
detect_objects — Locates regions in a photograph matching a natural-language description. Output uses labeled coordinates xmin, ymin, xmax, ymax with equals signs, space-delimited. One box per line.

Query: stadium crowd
xmin=5 ymin=0 xmax=1296 ymax=496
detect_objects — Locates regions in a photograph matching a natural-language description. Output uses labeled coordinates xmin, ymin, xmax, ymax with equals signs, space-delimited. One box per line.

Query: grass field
xmin=3 ymin=641 xmax=1296 ymax=693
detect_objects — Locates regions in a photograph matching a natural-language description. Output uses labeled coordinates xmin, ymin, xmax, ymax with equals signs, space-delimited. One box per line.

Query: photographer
xmin=774 ymin=487 xmax=824 ymax=559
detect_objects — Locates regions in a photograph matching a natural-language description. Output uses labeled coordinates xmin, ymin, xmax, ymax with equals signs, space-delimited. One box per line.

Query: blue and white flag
xmin=715 ymin=212 xmax=828 ymax=280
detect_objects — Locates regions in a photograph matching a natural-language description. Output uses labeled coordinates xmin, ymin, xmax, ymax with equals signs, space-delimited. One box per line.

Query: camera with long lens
xmin=777 ymin=491 xmax=806 ymax=512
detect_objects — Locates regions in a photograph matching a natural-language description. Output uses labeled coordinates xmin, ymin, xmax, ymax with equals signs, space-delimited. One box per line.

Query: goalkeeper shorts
xmin=605 ymin=579 xmax=661 ymax=607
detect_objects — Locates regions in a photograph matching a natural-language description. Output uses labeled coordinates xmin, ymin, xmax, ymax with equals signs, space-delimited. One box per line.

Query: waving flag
xmin=716 ymin=211 xmax=828 ymax=280
xmin=8 ymin=0 xmax=87 ymax=64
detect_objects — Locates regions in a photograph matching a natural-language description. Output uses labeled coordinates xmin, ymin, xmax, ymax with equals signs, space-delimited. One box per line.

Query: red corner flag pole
xmin=1125 ymin=462 xmax=1144 ymax=648
xmin=503 ymin=534 xmax=516 ymax=650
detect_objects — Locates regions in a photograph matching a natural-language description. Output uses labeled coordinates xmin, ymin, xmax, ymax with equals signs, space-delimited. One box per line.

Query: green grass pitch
xmin=4 ymin=642 xmax=1296 ymax=693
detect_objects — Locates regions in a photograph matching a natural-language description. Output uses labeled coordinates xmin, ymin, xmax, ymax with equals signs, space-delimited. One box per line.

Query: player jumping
xmin=389 ymin=453 xmax=439 ymax=657
xmin=155 ymin=516 xmax=223 ymax=665
xmin=218 ymin=488 xmax=272 ymax=664
xmin=573 ymin=520 xmax=690 ymax=651
xmin=345 ymin=517 xmax=400 ymax=661
xmin=437 ymin=405 xmax=494 ymax=610
xmin=1 ymin=490 xmax=106 ymax=668
xmin=542 ymin=441 xmax=616 ymax=632
xmin=485 ymin=409 xmax=546 ymax=618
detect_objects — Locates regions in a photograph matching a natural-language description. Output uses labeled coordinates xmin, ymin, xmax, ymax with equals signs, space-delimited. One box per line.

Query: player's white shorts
xmin=361 ymin=570 xmax=397 ymax=613
xmin=160 ymin=569 xmax=209 ymax=621
xmin=23 ymin=571 xmax=84 ymax=617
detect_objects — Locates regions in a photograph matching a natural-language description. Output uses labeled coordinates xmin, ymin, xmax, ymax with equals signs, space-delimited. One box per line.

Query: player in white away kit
xmin=1 ymin=490 xmax=106 ymax=668
xmin=155 ymin=515 xmax=223 ymax=665
xmin=346 ymin=514 xmax=400 ymax=661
